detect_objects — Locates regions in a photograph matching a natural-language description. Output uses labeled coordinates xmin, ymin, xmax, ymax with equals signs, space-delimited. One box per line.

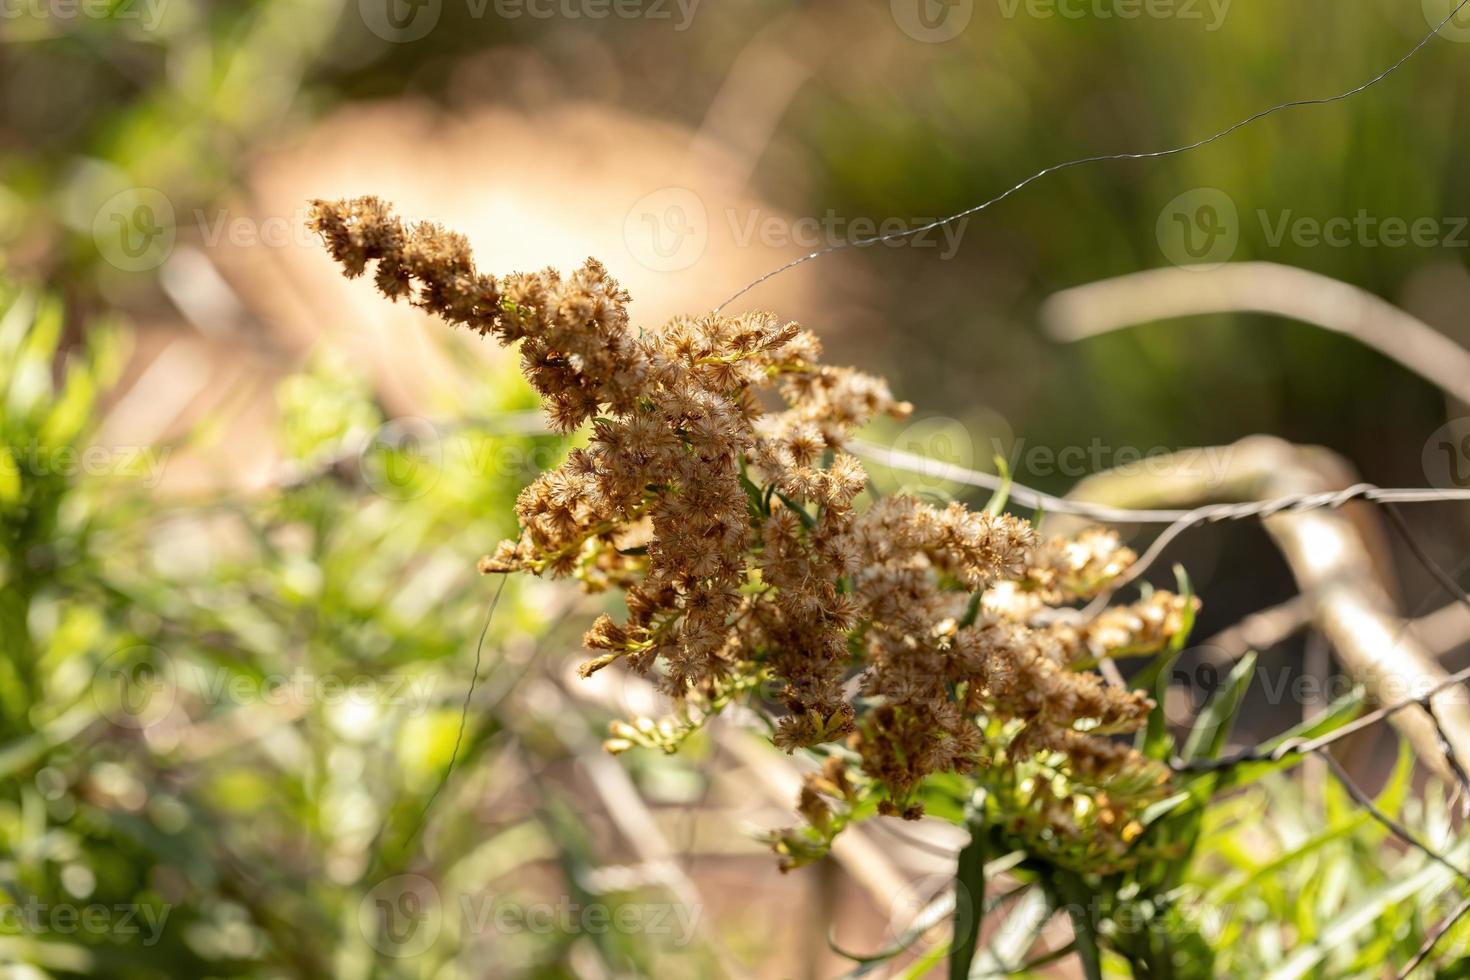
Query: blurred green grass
xmin=4 ymin=1 xmax=1470 ymax=974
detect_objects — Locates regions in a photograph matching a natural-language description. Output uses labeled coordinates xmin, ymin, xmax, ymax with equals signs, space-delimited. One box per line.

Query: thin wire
xmin=1074 ymin=483 xmax=1382 ymax=617
xmin=855 ymin=439 xmax=1470 ymax=523
xmin=1400 ymin=893 xmax=1470 ymax=978
xmin=1380 ymin=503 xmax=1470 ymax=810
xmin=1174 ymin=516 xmax=1470 ymax=775
xmin=1428 ymin=697 xmax=1470 ymax=813
xmin=1173 ymin=659 xmax=1470 ymax=774
xmin=853 ymin=439 xmax=1188 ymax=521
xmin=343 ymin=417 xmax=1470 ymax=529
xmin=402 ymin=572 xmax=509 ymax=854
xmin=1383 ymin=502 xmax=1470 ymax=618
xmin=713 ymin=0 xmax=1470 ymax=313
xmin=861 ymin=437 xmax=1470 ymax=625
xmin=1320 ymin=751 xmax=1470 ymax=887
xmin=1320 ymin=750 xmax=1470 ymax=979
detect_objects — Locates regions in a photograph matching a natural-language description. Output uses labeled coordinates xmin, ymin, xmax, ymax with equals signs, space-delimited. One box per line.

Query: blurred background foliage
xmin=0 ymin=281 xmax=736 ymax=976
xmin=4 ymin=0 xmax=1469 ymax=626
xmin=3 ymin=0 xmax=1470 ymax=975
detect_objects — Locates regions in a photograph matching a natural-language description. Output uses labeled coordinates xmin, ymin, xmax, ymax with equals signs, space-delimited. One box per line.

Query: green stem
xmin=1052 ymin=873 xmax=1104 ymax=980
xmin=949 ymin=797 xmax=988 ymax=980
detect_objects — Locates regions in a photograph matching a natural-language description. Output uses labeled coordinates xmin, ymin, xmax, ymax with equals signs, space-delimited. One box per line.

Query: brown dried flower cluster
xmin=310 ymin=197 xmax=1197 ymax=849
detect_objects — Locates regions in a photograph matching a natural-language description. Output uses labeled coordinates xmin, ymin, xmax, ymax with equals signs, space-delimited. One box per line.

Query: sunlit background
xmin=3 ymin=0 xmax=1470 ymax=975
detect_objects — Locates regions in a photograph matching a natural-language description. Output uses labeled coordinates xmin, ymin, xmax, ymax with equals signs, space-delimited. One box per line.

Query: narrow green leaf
xmin=0 ymin=704 xmax=96 ymax=778
xmin=958 ymin=591 xmax=983 ymax=629
xmin=1136 ymin=645 xmax=1181 ymax=761
xmin=738 ymin=469 xmax=768 ymax=519
xmin=1373 ymin=737 xmax=1415 ymax=816
xmin=1209 ymin=689 xmax=1363 ymax=795
xmin=773 ymin=489 xmax=816 ymax=530
xmin=900 ymin=942 xmax=950 ymax=980
xmin=1265 ymin=840 xmax=1470 ymax=979
xmin=1138 ymin=790 xmax=1194 ymax=829
xmin=832 ymin=891 xmax=955 ymax=970
xmin=983 ymin=455 xmax=1013 ymax=516
xmin=1168 ymin=565 xmax=1197 ymax=653
xmin=1136 ymin=566 xmax=1197 ymax=760
xmin=1182 ymin=651 xmax=1256 ymax=762
xmin=1209 ymin=816 xmax=1368 ymax=906
xmin=1051 ymin=873 xmax=1103 ymax=980
xmin=949 ymin=814 xmax=988 ymax=980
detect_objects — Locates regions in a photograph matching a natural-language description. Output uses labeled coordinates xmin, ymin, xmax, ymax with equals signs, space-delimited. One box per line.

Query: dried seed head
xmin=312 ymin=197 xmax=1196 ymax=869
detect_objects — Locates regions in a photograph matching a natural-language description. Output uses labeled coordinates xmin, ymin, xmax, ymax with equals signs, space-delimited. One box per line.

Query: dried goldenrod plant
xmin=310 ymin=197 xmax=1197 ymax=873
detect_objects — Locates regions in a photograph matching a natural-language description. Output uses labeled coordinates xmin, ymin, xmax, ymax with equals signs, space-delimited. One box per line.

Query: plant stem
xmin=1051 ymin=873 xmax=1103 ymax=980
xmin=949 ymin=797 xmax=988 ymax=980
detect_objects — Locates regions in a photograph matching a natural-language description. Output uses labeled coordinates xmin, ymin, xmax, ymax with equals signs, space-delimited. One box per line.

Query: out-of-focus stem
xmin=562 ymin=662 xmax=918 ymax=909
xmin=1040 ymin=261 xmax=1470 ymax=407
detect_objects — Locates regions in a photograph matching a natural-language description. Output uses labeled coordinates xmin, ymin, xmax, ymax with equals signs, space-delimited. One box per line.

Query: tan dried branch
xmin=1061 ymin=436 xmax=1470 ymax=778
xmin=1040 ymin=261 xmax=1470 ymax=406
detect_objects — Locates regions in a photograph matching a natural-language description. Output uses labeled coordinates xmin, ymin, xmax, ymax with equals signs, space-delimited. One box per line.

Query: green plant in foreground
xmin=0 ymin=279 xmax=721 ymax=978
